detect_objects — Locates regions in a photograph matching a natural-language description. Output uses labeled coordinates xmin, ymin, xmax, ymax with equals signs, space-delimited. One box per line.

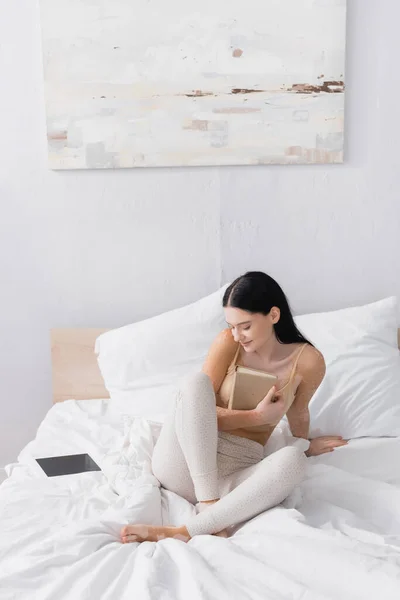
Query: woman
xmin=121 ymin=271 xmax=346 ymax=543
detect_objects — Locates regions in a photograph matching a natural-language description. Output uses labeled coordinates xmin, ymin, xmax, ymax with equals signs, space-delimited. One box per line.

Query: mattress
xmin=1 ymin=399 xmax=400 ymax=600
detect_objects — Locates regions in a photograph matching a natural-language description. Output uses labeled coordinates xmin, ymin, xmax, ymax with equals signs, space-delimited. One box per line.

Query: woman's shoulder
xmin=296 ymin=343 xmax=326 ymax=378
xmin=205 ymin=328 xmax=239 ymax=364
xmin=212 ymin=328 xmax=239 ymax=352
xmin=202 ymin=329 xmax=239 ymax=379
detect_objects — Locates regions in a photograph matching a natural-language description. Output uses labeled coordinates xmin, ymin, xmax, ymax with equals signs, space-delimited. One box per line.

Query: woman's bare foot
xmin=121 ymin=497 xmax=231 ymax=543
xmin=214 ymin=528 xmax=229 ymax=538
xmin=120 ymin=524 xmax=191 ymax=544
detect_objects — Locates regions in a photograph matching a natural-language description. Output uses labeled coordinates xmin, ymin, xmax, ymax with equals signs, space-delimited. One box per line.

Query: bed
xmin=1 ymin=314 xmax=400 ymax=599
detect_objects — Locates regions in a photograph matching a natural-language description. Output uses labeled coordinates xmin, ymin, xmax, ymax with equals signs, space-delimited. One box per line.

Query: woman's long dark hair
xmin=222 ymin=271 xmax=313 ymax=346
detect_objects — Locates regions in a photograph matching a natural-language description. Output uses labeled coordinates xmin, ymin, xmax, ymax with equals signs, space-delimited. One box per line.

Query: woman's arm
xmin=202 ymin=330 xmax=261 ymax=431
xmin=286 ymin=347 xmax=325 ymax=440
xmin=216 ymin=405 xmax=259 ymax=431
xmin=286 ymin=348 xmax=347 ymax=456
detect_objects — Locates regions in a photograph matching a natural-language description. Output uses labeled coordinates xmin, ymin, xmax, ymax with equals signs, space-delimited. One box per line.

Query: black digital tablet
xmin=35 ymin=453 xmax=101 ymax=477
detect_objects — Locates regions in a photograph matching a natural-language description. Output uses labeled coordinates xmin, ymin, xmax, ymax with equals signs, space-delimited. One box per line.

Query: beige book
xmin=228 ymin=366 xmax=278 ymax=411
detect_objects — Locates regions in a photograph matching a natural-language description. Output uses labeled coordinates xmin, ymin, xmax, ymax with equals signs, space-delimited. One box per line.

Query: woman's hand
xmin=253 ymin=386 xmax=286 ymax=426
xmin=306 ymin=436 xmax=348 ymax=457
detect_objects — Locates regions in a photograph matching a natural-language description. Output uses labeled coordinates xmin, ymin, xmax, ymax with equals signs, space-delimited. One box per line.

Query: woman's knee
xmin=178 ymin=371 xmax=214 ymax=402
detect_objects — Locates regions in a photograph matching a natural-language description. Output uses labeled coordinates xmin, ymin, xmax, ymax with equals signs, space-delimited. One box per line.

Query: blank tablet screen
xmin=35 ymin=454 xmax=101 ymax=477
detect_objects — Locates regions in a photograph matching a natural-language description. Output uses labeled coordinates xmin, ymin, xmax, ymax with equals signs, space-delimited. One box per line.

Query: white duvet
xmin=1 ymin=400 xmax=400 ymax=600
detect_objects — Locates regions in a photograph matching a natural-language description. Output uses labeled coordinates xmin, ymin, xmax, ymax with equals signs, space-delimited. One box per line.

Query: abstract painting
xmin=40 ymin=0 xmax=347 ymax=169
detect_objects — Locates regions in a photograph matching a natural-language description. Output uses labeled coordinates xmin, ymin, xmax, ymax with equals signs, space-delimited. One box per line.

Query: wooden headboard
xmin=51 ymin=327 xmax=400 ymax=404
xmin=51 ymin=329 xmax=109 ymax=403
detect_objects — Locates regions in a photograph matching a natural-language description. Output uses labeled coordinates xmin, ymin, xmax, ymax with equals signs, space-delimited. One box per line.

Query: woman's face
xmin=224 ymin=306 xmax=280 ymax=352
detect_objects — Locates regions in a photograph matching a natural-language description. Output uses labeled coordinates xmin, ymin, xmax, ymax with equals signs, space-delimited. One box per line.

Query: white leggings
xmin=151 ymin=372 xmax=306 ymax=537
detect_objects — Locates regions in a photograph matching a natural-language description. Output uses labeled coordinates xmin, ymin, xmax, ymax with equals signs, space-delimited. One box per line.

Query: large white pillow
xmin=95 ymin=285 xmax=228 ymax=399
xmin=294 ymin=296 xmax=400 ymax=439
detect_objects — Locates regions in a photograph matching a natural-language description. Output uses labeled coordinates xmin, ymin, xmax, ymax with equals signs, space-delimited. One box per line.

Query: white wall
xmin=221 ymin=1 xmax=400 ymax=314
xmin=1 ymin=0 xmax=399 ymax=467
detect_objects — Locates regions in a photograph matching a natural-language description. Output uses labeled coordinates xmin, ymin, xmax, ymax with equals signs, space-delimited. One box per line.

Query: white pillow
xmin=107 ymin=384 xmax=177 ymax=422
xmin=95 ymin=285 xmax=228 ymax=396
xmin=294 ymin=296 xmax=400 ymax=439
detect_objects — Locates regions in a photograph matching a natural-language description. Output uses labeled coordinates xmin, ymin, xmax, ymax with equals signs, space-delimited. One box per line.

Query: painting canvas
xmin=40 ymin=0 xmax=347 ymax=170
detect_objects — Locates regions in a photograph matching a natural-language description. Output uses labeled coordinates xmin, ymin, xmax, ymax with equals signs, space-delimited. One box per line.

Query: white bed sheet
xmin=1 ymin=399 xmax=400 ymax=600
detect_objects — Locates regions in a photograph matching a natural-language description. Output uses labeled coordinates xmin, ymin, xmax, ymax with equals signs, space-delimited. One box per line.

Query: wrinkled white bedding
xmin=1 ymin=399 xmax=400 ymax=600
